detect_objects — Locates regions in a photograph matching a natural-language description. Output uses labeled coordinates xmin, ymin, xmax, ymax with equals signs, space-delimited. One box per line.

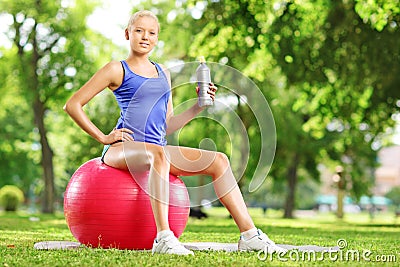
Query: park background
xmin=0 ymin=0 xmax=400 ymax=221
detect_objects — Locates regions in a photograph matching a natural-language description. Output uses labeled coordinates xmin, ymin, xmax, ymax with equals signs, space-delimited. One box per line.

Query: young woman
xmin=64 ymin=10 xmax=287 ymax=256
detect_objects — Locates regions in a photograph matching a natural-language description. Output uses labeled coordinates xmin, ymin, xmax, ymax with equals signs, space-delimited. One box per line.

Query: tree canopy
xmin=0 ymin=0 xmax=398 ymax=217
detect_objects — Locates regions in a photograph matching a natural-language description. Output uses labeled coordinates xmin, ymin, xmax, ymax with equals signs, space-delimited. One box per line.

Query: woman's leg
xmin=104 ymin=143 xmax=285 ymax=254
xmin=166 ymin=145 xmax=255 ymax=233
xmin=103 ymin=141 xmax=170 ymax=232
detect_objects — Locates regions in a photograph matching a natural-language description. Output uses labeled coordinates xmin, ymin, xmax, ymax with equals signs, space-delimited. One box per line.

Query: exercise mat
xmin=34 ymin=241 xmax=81 ymax=250
xmin=34 ymin=241 xmax=339 ymax=252
xmin=183 ymin=242 xmax=340 ymax=252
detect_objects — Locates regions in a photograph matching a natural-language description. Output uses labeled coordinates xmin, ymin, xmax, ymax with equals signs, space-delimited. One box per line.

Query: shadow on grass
xmin=351 ymin=223 xmax=400 ymax=228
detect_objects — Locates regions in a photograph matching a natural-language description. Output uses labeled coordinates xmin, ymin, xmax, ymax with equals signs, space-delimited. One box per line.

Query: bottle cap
xmin=199 ymin=56 xmax=206 ymax=63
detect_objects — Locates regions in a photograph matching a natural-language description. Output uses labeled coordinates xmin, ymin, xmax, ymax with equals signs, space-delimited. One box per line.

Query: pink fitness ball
xmin=64 ymin=158 xmax=190 ymax=250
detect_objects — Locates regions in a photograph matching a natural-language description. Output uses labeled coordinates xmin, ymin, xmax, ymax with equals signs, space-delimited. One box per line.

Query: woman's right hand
xmin=103 ymin=128 xmax=134 ymax=144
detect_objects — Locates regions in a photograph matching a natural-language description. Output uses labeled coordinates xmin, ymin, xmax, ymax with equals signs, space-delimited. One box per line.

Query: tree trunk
xmin=32 ymin=25 xmax=55 ymax=214
xmin=236 ymin=95 xmax=249 ymax=190
xmin=16 ymin=14 xmax=56 ymax=213
xmin=284 ymin=153 xmax=299 ymax=218
xmin=33 ymin=97 xmax=55 ymax=213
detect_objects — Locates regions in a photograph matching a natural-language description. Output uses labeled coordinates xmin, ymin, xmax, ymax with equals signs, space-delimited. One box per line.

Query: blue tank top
xmin=113 ymin=60 xmax=170 ymax=146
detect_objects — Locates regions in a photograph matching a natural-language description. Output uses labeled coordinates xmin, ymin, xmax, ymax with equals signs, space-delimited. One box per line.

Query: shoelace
xmin=162 ymin=235 xmax=184 ymax=250
xmin=258 ymin=233 xmax=274 ymax=245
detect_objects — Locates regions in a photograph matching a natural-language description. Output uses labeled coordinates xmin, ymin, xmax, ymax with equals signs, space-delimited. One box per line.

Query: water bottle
xmin=196 ymin=56 xmax=213 ymax=107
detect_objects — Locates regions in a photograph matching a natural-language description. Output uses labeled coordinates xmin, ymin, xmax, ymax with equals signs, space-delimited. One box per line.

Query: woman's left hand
xmin=197 ymin=83 xmax=218 ymax=101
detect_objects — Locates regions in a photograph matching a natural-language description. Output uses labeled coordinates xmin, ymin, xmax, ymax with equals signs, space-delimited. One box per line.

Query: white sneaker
xmin=151 ymin=230 xmax=194 ymax=255
xmin=238 ymin=229 xmax=287 ymax=254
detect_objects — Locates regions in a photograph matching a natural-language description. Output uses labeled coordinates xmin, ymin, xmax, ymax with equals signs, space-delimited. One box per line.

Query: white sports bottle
xmin=196 ymin=56 xmax=213 ymax=107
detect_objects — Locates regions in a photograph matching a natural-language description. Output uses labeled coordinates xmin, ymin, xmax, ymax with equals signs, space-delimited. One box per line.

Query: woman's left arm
xmin=161 ymin=64 xmax=216 ymax=135
xmin=165 ymin=96 xmax=203 ymax=135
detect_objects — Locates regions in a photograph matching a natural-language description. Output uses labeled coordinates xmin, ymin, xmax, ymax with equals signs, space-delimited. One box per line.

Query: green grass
xmin=1 ymin=208 xmax=399 ymax=266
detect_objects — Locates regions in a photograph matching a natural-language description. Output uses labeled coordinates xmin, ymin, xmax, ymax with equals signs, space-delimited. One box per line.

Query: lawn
xmin=0 ymin=208 xmax=399 ymax=266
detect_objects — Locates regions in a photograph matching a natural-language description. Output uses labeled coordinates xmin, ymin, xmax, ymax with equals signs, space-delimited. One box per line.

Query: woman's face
xmin=125 ymin=16 xmax=159 ymax=54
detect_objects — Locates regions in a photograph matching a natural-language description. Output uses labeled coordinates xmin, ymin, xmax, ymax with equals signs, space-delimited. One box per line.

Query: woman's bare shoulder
xmin=101 ymin=60 xmax=124 ymax=90
xmin=105 ymin=60 xmax=123 ymax=72
xmin=157 ymin=63 xmax=171 ymax=76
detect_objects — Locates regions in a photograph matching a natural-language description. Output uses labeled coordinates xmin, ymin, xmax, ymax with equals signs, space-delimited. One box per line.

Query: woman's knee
xmin=210 ymin=152 xmax=230 ymax=176
xmin=216 ymin=152 xmax=229 ymax=166
xmin=146 ymin=144 xmax=168 ymax=166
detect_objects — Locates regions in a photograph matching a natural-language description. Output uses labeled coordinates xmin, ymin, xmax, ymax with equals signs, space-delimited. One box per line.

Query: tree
xmin=0 ymin=0 xmax=105 ymax=212
xmin=268 ymin=0 xmax=400 ymax=203
xmin=0 ymin=49 xmax=40 ymax=192
xmin=161 ymin=0 xmax=400 ymax=218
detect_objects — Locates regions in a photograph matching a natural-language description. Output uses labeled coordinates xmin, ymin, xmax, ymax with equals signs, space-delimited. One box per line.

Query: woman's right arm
xmin=63 ymin=61 xmax=133 ymax=145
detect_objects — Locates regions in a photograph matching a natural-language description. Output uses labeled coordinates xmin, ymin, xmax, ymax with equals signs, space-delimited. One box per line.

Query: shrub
xmin=0 ymin=185 xmax=25 ymax=212
xmin=385 ymin=187 xmax=400 ymax=207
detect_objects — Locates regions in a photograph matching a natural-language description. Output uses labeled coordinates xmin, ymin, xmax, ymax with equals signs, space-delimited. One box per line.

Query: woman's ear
xmin=125 ymin=28 xmax=129 ymax=40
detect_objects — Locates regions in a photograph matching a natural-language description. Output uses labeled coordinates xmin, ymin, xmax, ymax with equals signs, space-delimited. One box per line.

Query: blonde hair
xmin=127 ymin=10 xmax=160 ymax=32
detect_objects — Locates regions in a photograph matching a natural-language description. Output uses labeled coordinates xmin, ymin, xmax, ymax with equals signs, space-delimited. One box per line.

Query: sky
xmin=0 ymin=0 xmax=138 ymax=49
xmin=87 ymin=0 xmax=140 ymax=47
